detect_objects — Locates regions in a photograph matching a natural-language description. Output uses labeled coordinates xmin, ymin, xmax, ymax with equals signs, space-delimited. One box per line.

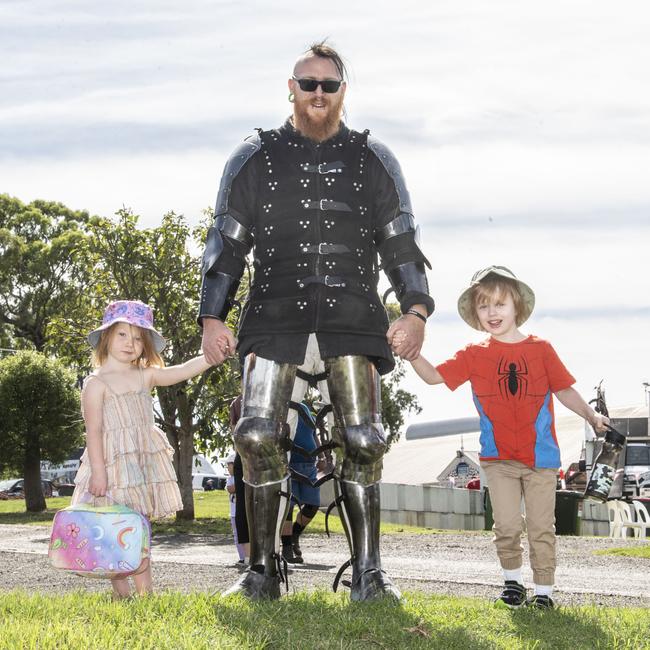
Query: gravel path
xmin=2 ymin=524 xmax=650 ymax=607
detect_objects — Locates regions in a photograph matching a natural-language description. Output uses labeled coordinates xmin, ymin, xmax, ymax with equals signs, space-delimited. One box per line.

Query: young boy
xmin=392 ymin=265 xmax=609 ymax=608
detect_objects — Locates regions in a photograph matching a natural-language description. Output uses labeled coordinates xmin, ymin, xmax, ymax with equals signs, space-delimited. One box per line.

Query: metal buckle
xmin=318 ymin=163 xmax=327 ymax=174
xmin=324 ymin=275 xmax=345 ymax=288
xmin=319 ymin=198 xmax=328 ymax=210
xmin=318 ymin=243 xmax=327 ymax=254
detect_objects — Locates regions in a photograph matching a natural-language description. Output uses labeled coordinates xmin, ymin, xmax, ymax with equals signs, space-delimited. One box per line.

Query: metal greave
xmin=235 ymin=354 xmax=296 ymax=575
xmin=325 ymin=356 xmax=387 ymax=579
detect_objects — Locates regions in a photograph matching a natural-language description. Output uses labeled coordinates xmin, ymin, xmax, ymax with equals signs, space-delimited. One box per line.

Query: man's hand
xmin=386 ymin=310 xmax=426 ymax=361
xmin=202 ymin=318 xmax=237 ymax=365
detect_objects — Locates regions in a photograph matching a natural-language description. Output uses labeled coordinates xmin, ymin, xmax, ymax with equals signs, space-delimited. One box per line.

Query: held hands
xmin=202 ymin=318 xmax=238 ymax=365
xmin=386 ymin=312 xmax=426 ymax=361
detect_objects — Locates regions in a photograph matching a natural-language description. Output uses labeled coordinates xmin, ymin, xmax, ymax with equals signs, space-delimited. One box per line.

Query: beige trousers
xmin=482 ymin=460 xmax=557 ymax=586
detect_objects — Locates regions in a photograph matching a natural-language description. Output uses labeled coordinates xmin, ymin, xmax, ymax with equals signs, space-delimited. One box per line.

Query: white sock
xmin=503 ymin=568 xmax=523 ymax=584
xmin=534 ymin=584 xmax=553 ymax=597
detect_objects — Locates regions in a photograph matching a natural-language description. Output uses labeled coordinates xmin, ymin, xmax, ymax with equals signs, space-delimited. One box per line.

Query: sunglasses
xmin=292 ymin=76 xmax=343 ymax=93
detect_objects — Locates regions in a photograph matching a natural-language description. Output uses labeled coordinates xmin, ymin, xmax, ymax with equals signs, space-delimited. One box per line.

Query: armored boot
xmin=335 ymin=480 xmax=401 ymax=602
xmin=222 ymin=482 xmax=288 ymax=600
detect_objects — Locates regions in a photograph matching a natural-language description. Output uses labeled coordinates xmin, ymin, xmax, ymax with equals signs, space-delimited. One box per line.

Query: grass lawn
xmin=0 ymin=490 xmax=440 ymax=537
xmin=595 ymin=545 xmax=650 ymax=559
xmin=1 ymin=590 xmax=649 ymax=650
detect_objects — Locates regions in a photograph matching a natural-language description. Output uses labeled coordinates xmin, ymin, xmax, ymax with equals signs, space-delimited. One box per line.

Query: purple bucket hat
xmin=87 ymin=300 xmax=166 ymax=353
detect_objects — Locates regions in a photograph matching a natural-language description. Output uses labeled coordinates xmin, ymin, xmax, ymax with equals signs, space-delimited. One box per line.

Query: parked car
xmin=0 ymin=478 xmax=59 ymax=499
xmin=192 ymin=454 xmax=228 ymax=491
xmin=51 ymin=479 xmax=76 ymax=496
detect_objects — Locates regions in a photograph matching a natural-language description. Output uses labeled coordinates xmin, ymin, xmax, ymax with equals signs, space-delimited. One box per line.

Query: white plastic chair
xmin=631 ymin=501 xmax=650 ymax=539
xmin=607 ymin=500 xmax=623 ymax=538
xmin=618 ymin=501 xmax=644 ymax=538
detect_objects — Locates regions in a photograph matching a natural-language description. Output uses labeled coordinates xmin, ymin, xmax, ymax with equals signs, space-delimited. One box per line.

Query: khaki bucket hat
xmin=457 ymin=265 xmax=535 ymax=330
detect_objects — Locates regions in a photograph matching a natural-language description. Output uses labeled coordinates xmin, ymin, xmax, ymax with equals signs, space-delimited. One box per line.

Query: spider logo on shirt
xmin=497 ymin=357 xmax=528 ymax=399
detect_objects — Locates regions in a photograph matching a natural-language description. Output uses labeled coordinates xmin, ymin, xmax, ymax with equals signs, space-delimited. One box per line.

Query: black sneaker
xmin=526 ymin=594 xmax=555 ymax=609
xmin=292 ymin=534 xmax=303 ymax=559
xmin=282 ymin=545 xmax=303 ymax=564
xmin=494 ymin=581 xmax=527 ymax=608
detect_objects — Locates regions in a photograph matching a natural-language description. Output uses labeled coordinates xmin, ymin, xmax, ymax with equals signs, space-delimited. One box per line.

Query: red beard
xmin=293 ymin=94 xmax=344 ymax=142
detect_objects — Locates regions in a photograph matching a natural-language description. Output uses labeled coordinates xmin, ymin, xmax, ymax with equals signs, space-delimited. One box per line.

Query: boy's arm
xmin=82 ymin=379 xmax=108 ymax=497
xmin=554 ymin=387 xmax=610 ymax=433
xmin=410 ymin=354 xmax=446 ymax=386
xmin=150 ymin=355 xmax=212 ymax=388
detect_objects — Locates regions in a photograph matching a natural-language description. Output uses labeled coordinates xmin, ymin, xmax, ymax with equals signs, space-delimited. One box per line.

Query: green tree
xmin=0 ymin=351 xmax=83 ymax=511
xmin=0 ymin=194 xmax=91 ymax=352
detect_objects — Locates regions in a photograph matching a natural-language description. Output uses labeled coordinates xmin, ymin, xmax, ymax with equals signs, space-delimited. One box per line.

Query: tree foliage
xmin=0 ymin=195 xmax=91 ymax=352
xmin=0 ymin=351 xmax=83 ymax=511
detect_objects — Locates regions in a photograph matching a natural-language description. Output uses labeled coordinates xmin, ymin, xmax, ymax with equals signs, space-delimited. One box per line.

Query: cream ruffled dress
xmin=71 ymin=369 xmax=183 ymax=519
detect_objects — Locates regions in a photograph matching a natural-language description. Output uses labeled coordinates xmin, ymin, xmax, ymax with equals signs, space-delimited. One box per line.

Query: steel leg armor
xmin=222 ymin=355 xmax=295 ymax=600
xmin=326 ymin=356 xmax=401 ymax=602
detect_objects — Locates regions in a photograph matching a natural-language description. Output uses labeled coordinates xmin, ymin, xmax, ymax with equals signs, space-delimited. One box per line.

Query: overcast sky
xmin=2 ymin=0 xmax=649 ymax=424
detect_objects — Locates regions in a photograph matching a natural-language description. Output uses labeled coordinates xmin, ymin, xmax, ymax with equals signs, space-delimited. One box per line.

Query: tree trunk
xmin=23 ymin=443 xmax=46 ymax=512
xmin=175 ymin=390 xmax=195 ymax=520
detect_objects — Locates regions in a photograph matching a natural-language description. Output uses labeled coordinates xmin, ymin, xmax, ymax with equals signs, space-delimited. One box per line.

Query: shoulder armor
xmin=367 ymin=135 xmax=413 ymax=215
xmin=215 ymin=132 xmax=262 ymax=214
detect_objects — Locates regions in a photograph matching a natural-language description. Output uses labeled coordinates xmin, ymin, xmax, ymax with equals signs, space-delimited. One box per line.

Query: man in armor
xmin=199 ymin=41 xmax=434 ymax=601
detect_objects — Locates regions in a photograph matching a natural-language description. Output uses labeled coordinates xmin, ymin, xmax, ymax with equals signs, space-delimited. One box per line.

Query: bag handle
xmin=78 ymin=491 xmax=117 ymax=506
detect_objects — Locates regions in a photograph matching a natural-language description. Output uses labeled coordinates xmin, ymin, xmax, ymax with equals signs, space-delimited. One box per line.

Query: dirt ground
xmin=1 ymin=524 xmax=650 ymax=607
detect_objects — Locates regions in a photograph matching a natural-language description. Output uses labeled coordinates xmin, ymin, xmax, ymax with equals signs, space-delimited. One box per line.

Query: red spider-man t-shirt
xmin=436 ymin=336 xmax=575 ymax=469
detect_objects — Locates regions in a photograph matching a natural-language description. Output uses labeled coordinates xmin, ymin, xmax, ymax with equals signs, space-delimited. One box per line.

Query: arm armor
xmin=199 ymin=270 xmax=241 ymax=322
xmin=386 ymin=262 xmax=435 ymax=315
xmin=368 ymin=136 xmax=434 ymax=315
xmin=198 ymin=133 xmax=260 ymax=323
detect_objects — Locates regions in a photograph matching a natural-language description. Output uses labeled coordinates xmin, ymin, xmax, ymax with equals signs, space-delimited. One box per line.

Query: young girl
xmin=71 ymin=299 xmax=213 ymax=599
xmin=390 ymin=266 xmax=609 ymax=609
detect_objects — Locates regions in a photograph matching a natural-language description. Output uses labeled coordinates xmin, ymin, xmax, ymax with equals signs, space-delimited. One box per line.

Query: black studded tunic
xmin=213 ymin=119 xmax=432 ymax=375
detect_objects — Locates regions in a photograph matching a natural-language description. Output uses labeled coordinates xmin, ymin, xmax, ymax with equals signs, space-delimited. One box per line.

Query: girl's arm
xmin=410 ymin=354 xmax=446 ymax=385
xmin=82 ymin=378 xmax=108 ymax=497
xmin=554 ymin=387 xmax=610 ymax=433
xmin=150 ymin=355 xmax=212 ymax=387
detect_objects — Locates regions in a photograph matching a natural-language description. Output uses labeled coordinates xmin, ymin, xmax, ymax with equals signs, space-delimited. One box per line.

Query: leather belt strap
xmin=215 ymin=213 xmax=253 ymax=247
xmin=299 ymin=161 xmax=346 ymax=174
xmin=374 ymin=212 xmax=415 ymax=245
xmin=294 ymin=371 xmax=330 ymax=389
xmin=301 ymin=199 xmax=352 ymax=212
xmin=300 ymin=243 xmax=350 ymax=255
xmin=298 ymin=275 xmax=347 ymax=288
